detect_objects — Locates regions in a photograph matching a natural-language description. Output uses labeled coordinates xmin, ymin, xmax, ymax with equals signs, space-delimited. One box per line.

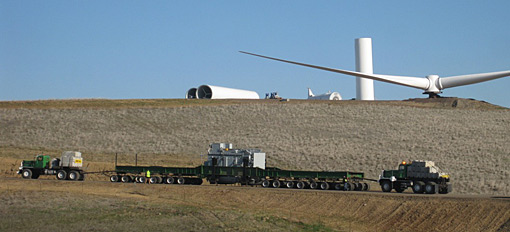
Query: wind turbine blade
xmin=240 ymin=51 xmax=429 ymax=90
xmin=440 ymin=70 xmax=510 ymax=89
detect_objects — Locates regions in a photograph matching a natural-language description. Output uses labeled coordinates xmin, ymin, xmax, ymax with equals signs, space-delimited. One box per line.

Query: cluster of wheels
xmin=261 ymin=179 xmax=369 ymax=191
xmin=380 ymin=180 xmax=439 ymax=194
xmin=110 ymin=175 xmax=203 ymax=185
xmin=21 ymin=169 xmax=83 ymax=181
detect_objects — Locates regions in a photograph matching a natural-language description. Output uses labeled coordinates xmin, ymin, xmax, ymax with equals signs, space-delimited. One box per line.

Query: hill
xmin=1 ymin=98 xmax=509 ymax=195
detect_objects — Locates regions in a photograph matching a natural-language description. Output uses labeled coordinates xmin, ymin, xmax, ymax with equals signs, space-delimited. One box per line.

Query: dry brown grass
xmin=1 ymin=98 xmax=509 ymax=195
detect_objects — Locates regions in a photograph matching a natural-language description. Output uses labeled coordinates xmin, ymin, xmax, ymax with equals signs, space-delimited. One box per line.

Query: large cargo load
xmin=110 ymin=143 xmax=369 ymax=191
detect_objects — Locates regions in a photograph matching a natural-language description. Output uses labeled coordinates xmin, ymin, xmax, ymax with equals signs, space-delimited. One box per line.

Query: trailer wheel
xmin=57 ymin=170 xmax=67 ymax=180
xmin=271 ymin=180 xmax=281 ymax=188
xmin=165 ymin=176 xmax=175 ymax=184
xmin=109 ymin=175 xmax=119 ymax=182
xmin=381 ymin=181 xmax=392 ymax=192
xmin=68 ymin=171 xmax=80 ymax=181
xmin=261 ymin=180 xmax=270 ymax=188
xmin=149 ymin=177 xmax=158 ymax=184
xmin=285 ymin=181 xmax=294 ymax=188
xmin=309 ymin=181 xmax=318 ymax=189
xmin=412 ymin=181 xmax=425 ymax=194
xmin=296 ymin=181 xmax=306 ymax=189
xmin=22 ymin=169 xmax=33 ymax=179
xmin=425 ymin=182 xmax=437 ymax=194
xmin=192 ymin=178 xmax=203 ymax=185
xmin=177 ymin=177 xmax=185 ymax=185
xmin=121 ymin=175 xmax=132 ymax=183
xmin=334 ymin=183 xmax=343 ymax=190
xmin=362 ymin=183 xmax=370 ymax=191
xmin=343 ymin=182 xmax=352 ymax=191
xmin=319 ymin=182 xmax=329 ymax=190
xmin=138 ymin=176 xmax=146 ymax=183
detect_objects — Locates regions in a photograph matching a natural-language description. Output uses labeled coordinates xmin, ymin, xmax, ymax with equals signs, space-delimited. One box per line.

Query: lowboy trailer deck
xmin=110 ymin=143 xmax=370 ymax=191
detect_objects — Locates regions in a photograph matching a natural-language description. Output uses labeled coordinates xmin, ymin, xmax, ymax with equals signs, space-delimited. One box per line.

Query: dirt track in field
xmin=1 ymin=177 xmax=509 ymax=232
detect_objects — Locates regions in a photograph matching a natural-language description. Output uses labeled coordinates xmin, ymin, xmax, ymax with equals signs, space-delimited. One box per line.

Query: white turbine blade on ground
xmin=240 ymin=51 xmax=429 ymax=90
xmin=440 ymin=70 xmax=510 ymax=89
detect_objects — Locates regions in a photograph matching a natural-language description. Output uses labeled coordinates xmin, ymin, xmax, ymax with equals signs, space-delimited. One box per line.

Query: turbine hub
xmin=425 ymin=75 xmax=442 ymax=93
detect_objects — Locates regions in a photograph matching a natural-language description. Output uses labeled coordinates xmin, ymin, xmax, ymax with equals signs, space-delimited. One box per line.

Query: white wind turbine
xmin=240 ymin=51 xmax=510 ymax=99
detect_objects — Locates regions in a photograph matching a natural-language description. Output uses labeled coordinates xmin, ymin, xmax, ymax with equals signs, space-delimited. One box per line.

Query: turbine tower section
xmin=355 ymin=38 xmax=375 ymax=100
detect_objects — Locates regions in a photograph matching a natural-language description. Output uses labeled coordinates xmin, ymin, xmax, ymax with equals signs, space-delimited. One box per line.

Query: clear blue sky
xmin=1 ymin=1 xmax=510 ymax=107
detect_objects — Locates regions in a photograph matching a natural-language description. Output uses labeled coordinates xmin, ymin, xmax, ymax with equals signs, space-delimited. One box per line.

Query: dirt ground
xmin=1 ymin=98 xmax=509 ymax=231
xmin=1 ymin=176 xmax=509 ymax=232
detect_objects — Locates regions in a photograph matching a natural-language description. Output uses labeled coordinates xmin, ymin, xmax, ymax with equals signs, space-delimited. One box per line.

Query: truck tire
xmin=354 ymin=183 xmax=363 ymax=191
xmin=309 ymin=181 xmax=318 ymax=189
xmin=22 ymin=169 xmax=33 ymax=179
xmin=285 ymin=181 xmax=294 ymax=188
xmin=425 ymin=182 xmax=437 ymax=194
xmin=68 ymin=171 xmax=80 ymax=181
xmin=177 ymin=177 xmax=185 ymax=185
xmin=261 ymin=180 xmax=270 ymax=188
xmin=165 ymin=176 xmax=175 ymax=184
xmin=57 ymin=170 xmax=67 ymax=180
xmin=121 ymin=175 xmax=132 ymax=183
xmin=395 ymin=184 xmax=405 ymax=193
xmin=296 ymin=181 xmax=306 ymax=189
xmin=381 ymin=181 xmax=392 ymax=192
xmin=319 ymin=182 xmax=329 ymax=190
xmin=271 ymin=180 xmax=281 ymax=188
xmin=31 ymin=173 xmax=40 ymax=179
xmin=412 ymin=181 xmax=425 ymax=194
xmin=362 ymin=183 xmax=370 ymax=191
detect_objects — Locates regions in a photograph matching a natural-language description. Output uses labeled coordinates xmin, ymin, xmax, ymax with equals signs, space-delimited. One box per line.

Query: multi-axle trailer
xmin=110 ymin=143 xmax=370 ymax=191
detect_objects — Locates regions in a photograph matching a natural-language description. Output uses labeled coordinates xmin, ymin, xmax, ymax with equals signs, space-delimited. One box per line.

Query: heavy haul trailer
xmin=378 ymin=160 xmax=452 ymax=194
xmin=109 ymin=143 xmax=370 ymax=191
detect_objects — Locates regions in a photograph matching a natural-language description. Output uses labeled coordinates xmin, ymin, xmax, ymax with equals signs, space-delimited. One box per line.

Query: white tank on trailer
xmin=307 ymin=88 xmax=342 ymax=100
xmin=196 ymin=85 xmax=260 ymax=99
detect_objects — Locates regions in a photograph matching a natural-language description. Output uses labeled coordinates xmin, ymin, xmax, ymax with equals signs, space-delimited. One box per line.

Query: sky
xmin=1 ymin=1 xmax=510 ymax=107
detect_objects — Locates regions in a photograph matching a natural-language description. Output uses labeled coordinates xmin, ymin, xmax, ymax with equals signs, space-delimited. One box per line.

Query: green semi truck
xmin=17 ymin=151 xmax=85 ymax=181
xmin=378 ymin=160 xmax=452 ymax=194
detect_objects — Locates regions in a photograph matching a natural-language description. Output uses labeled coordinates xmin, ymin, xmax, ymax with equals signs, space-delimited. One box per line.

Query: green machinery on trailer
xmin=110 ymin=143 xmax=369 ymax=191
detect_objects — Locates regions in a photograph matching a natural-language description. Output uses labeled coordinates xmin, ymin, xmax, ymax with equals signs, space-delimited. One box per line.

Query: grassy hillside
xmin=1 ymin=98 xmax=509 ymax=195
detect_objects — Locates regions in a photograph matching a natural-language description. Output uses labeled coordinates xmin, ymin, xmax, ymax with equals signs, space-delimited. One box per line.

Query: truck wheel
xmin=261 ymin=180 xmax=270 ymax=188
xmin=334 ymin=183 xmax=343 ymax=190
xmin=296 ymin=181 xmax=306 ymax=189
xmin=309 ymin=181 xmax=318 ymax=189
xmin=395 ymin=184 xmax=405 ymax=193
xmin=412 ymin=181 xmax=425 ymax=194
xmin=425 ymin=182 xmax=437 ymax=194
xmin=165 ymin=176 xmax=175 ymax=184
xmin=362 ymin=183 xmax=370 ymax=191
xmin=285 ymin=181 xmax=294 ymax=188
xmin=381 ymin=181 xmax=392 ymax=192
xmin=121 ymin=175 xmax=132 ymax=183
xmin=271 ymin=180 xmax=281 ymax=188
xmin=57 ymin=170 xmax=67 ymax=180
xmin=319 ymin=182 xmax=329 ymax=190
xmin=22 ymin=169 xmax=33 ymax=179
xmin=177 ymin=177 xmax=185 ymax=185
xmin=343 ymin=182 xmax=351 ymax=191
xmin=31 ymin=173 xmax=40 ymax=179
xmin=109 ymin=175 xmax=119 ymax=182
xmin=68 ymin=171 xmax=80 ymax=181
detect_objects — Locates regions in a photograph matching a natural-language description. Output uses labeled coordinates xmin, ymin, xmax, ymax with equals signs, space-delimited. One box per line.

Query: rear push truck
xmin=18 ymin=151 xmax=85 ymax=181
xmin=378 ymin=160 xmax=452 ymax=194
